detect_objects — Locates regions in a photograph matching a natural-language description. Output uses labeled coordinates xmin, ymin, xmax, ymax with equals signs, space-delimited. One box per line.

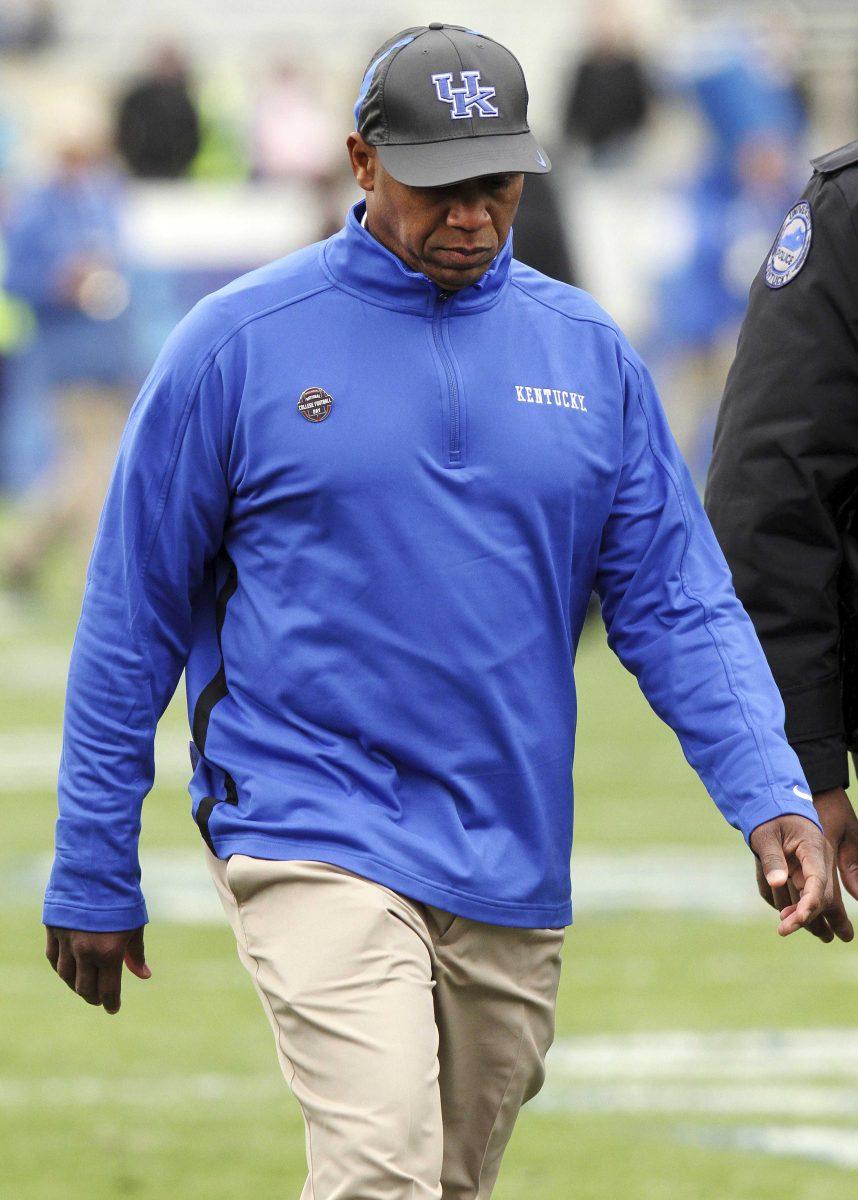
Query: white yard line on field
xmin=0 ymin=645 xmax=71 ymax=693
xmin=534 ymin=1081 xmax=858 ymax=1119
xmin=2 ymin=961 xmax=248 ymax=994
xmin=3 ymin=1029 xmax=858 ymax=1175
xmin=533 ymin=1029 xmax=858 ymax=1131
xmin=0 ymin=728 xmax=191 ymax=788
xmin=9 ymin=1075 xmax=850 ymax=1119
xmin=8 ymin=845 xmax=769 ymax=923
xmin=0 ymin=1073 xmax=282 ymax=1108
xmin=545 ymin=1028 xmax=858 ymax=1080
xmin=681 ymin=1124 xmax=858 ymax=1171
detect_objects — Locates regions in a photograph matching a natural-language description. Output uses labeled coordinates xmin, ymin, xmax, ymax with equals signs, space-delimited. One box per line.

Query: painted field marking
xmin=534 ymin=1081 xmax=858 ymax=1119
xmin=0 ymin=645 xmax=72 ymax=693
xmin=9 ymin=845 xmax=856 ymax=923
xmin=681 ymin=1123 xmax=858 ymax=1171
xmin=0 ymin=728 xmax=191 ymax=789
xmin=534 ymin=1029 xmax=858 ymax=1131
xmin=1 ymin=1030 xmax=856 ymax=1127
xmin=8 ymin=846 xmax=768 ymax=923
xmin=545 ymin=1028 xmax=858 ymax=1080
xmin=0 ymin=1073 xmax=281 ymax=1108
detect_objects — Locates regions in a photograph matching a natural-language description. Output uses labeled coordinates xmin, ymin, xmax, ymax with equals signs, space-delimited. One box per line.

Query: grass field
xmin=2 ymin=549 xmax=856 ymax=1199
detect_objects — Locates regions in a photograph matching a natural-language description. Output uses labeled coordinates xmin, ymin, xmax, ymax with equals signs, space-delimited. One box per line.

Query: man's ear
xmin=347 ymin=133 xmax=377 ymax=191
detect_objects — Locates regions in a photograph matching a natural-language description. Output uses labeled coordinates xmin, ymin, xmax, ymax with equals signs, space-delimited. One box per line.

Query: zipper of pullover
xmin=432 ymin=289 xmax=462 ymax=466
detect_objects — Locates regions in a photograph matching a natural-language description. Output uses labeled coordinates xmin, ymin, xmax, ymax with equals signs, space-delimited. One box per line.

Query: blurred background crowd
xmin=0 ymin=0 xmax=854 ymax=598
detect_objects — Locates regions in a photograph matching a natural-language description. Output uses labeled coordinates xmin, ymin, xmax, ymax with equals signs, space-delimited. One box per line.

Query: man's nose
xmin=446 ymin=192 xmax=491 ymax=230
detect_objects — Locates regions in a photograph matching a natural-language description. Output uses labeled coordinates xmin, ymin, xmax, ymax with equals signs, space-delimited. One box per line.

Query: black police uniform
xmin=705 ymin=139 xmax=858 ymax=795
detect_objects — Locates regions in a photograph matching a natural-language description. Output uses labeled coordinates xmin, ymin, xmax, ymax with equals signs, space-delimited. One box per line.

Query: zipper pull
xmin=436 ymin=289 xmax=450 ymax=302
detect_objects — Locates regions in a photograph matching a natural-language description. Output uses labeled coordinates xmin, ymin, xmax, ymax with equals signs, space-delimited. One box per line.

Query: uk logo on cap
xmin=431 ymin=71 xmax=499 ymax=119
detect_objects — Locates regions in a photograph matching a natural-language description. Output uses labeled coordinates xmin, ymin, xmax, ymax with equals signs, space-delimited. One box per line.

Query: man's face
xmin=348 ymin=134 xmax=524 ymax=291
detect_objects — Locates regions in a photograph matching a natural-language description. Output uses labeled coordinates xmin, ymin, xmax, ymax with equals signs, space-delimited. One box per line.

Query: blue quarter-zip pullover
xmin=43 ymin=198 xmax=820 ymax=932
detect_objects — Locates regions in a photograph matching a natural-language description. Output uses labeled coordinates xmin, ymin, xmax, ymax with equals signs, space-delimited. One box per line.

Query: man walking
xmin=44 ymin=24 xmax=843 ymax=1200
xmin=706 ymin=140 xmax=858 ymax=937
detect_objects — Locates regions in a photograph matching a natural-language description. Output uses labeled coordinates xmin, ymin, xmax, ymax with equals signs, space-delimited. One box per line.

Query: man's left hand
xmin=749 ymin=813 xmax=853 ymax=942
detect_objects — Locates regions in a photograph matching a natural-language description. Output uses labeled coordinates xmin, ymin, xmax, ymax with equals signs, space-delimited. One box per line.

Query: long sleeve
xmin=705 ymin=172 xmax=858 ymax=792
xmin=42 ymin=304 xmax=236 ymax=931
xmin=596 ymin=353 xmax=822 ymax=843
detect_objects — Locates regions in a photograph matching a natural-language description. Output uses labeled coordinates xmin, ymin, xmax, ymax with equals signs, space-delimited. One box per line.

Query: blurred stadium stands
xmin=1 ymin=0 xmax=858 ymax=572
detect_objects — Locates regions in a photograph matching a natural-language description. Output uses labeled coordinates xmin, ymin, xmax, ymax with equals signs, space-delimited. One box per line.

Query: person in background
xmin=512 ymin=170 xmax=577 ymax=285
xmin=0 ymin=133 xmax=131 ymax=593
xmin=250 ymin=58 xmax=343 ymax=243
xmin=0 ymin=0 xmax=57 ymax=54
xmin=650 ymin=46 xmax=808 ymax=476
xmin=250 ymin=59 xmax=338 ymax=185
xmin=706 ymin=140 xmax=858 ymax=936
xmin=562 ymin=5 xmax=652 ymax=165
xmin=115 ymin=43 xmax=200 ymax=180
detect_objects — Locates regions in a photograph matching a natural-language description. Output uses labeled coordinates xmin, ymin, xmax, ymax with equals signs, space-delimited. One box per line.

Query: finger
xmin=803 ymin=913 xmax=835 ymax=943
xmin=755 ymin=860 xmax=777 ymax=909
xmin=785 ymin=877 xmax=832 ymax=941
xmin=97 ymin=960 xmax=123 ymax=1014
xmin=755 ymin=840 xmax=789 ymax=888
xmin=777 ymin=883 xmax=825 ymax=936
xmin=788 ymin=867 xmax=806 ymax=892
xmin=779 ymin=873 xmax=827 ymax=935
xmin=838 ymin=834 xmax=858 ymax=902
xmin=777 ymin=902 xmax=800 ymax=936
xmin=825 ymin=876 xmax=854 ymax=943
xmin=825 ymin=898 xmax=854 ymax=942
xmin=123 ymin=928 xmax=151 ymax=980
xmin=45 ymin=929 xmax=59 ymax=971
xmin=74 ymin=961 xmax=100 ymax=1005
xmin=55 ymin=943 xmax=77 ymax=991
xmin=793 ymin=837 xmax=832 ymax=910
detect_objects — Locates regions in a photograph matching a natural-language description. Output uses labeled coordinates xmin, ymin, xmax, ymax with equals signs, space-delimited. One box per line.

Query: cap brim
xmin=376 ymin=130 xmax=550 ymax=187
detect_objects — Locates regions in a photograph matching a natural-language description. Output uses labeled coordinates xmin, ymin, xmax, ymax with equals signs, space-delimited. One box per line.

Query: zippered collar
xmin=321 ymin=198 xmax=513 ymax=316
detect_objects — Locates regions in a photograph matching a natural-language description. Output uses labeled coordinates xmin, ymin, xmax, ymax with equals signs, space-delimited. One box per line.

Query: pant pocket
xmin=419 ymin=902 xmax=460 ymax=942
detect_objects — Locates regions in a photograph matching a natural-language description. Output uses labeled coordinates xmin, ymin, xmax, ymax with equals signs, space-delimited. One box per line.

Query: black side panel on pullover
xmin=191 ymin=552 xmax=240 ymax=850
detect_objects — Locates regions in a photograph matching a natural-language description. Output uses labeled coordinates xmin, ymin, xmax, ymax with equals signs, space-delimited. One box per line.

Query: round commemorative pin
xmin=297 ymin=386 xmax=333 ymax=422
xmin=765 ymin=201 xmax=812 ymax=289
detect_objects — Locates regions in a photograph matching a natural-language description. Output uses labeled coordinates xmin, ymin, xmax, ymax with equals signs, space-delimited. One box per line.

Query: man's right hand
xmin=813 ymin=787 xmax=858 ymax=903
xmin=45 ymin=926 xmax=151 ymax=1014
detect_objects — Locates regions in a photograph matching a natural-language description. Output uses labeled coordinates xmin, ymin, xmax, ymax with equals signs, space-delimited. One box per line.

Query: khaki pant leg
xmin=422 ymin=905 xmax=565 ymax=1200
xmin=204 ymin=847 xmax=444 ymax=1200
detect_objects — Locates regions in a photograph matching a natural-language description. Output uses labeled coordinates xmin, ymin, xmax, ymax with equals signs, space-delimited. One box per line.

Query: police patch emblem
xmin=298 ymin=386 xmax=333 ymax=422
xmin=765 ymin=201 xmax=812 ymax=288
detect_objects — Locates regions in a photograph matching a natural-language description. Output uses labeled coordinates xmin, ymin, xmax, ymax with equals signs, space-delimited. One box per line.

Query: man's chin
xmin=424 ymin=259 xmax=494 ymax=292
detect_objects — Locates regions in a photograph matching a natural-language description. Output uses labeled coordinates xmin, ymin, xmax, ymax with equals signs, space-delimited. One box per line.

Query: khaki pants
xmin=204 ymin=847 xmax=565 ymax=1200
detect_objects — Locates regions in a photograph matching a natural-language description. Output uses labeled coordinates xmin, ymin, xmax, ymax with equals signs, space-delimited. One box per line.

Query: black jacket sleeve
xmin=705 ymin=160 xmax=858 ymax=793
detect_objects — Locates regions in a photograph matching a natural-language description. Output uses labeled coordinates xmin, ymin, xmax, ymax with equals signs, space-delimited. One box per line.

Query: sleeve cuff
xmin=736 ymin=796 xmax=823 ymax=846
xmin=42 ymin=898 xmax=149 ymax=932
xmin=790 ymin=735 xmax=850 ymax=795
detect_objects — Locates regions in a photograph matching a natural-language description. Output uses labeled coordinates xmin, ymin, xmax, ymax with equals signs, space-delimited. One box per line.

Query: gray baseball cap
xmin=353 ymin=23 xmax=551 ymax=186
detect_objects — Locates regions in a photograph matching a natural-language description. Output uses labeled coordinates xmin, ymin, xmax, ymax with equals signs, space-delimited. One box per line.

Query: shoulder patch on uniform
xmin=765 ymin=201 xmax=812 ymax=289
xmin=810 ymin=139 xmax=858 ymax=175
